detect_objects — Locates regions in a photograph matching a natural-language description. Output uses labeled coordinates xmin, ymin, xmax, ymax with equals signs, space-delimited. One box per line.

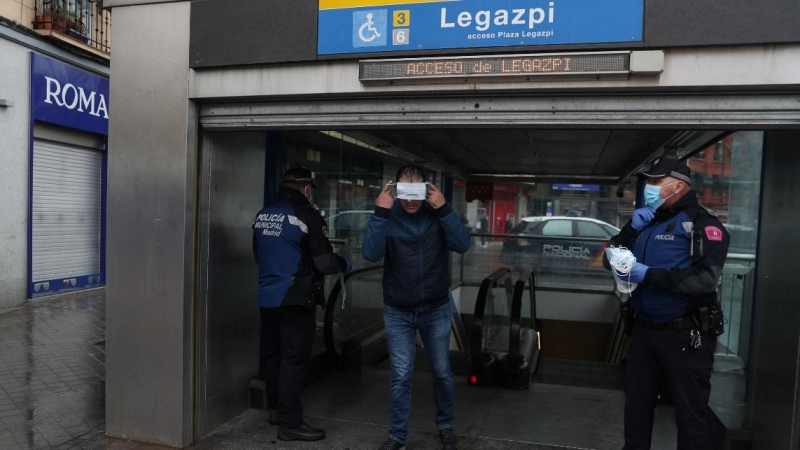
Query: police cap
xmin=281 ymin=167 xmax=317 ymax=188
xmin=639 ymin=156 xmax=692 ymax=184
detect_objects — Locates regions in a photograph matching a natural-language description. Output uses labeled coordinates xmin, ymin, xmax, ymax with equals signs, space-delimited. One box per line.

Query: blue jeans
xmin=384 ymin=303 xmax=454 ymax=444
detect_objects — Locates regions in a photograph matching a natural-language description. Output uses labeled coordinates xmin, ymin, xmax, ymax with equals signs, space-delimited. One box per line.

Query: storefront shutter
xmin=31 ymin=139 xmax=102 ymax=285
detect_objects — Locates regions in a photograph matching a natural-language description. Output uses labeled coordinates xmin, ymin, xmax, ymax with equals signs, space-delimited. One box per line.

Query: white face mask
xmin=396 ymin=182 xmax=427 ymax=200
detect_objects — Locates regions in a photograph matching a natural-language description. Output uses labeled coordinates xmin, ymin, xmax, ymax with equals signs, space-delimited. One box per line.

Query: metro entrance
xmin=193 ymin=120 xmax=764 ymax=449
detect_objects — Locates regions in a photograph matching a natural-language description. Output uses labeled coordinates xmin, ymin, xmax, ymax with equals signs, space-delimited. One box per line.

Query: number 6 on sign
xmin=393 ymin=29 xmax=409 ymax=46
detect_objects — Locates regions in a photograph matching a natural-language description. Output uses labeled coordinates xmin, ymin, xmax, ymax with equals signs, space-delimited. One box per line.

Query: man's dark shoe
xmin=378 ymin=437 xmax=406 ymax=450
xmin=268 ymin=409 xmax=278 ymax=426
xmin=277 ymin=421 xmax=326 ymax=441
xmin=439 ymin=428 xmax=458 ymax=450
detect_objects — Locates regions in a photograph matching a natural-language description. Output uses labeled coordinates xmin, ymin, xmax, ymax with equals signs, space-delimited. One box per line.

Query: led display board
xmin=318 ymin=0 xmax=644 ymax=56
xmin=359 ymin=52 xmax=630 ymax=83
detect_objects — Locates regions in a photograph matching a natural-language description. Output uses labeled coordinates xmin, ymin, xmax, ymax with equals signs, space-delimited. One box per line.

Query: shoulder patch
xmin=322 ymin=226 xmax=329 ymax=238
xmin=704 ymin=226 xmax=724 ymax=241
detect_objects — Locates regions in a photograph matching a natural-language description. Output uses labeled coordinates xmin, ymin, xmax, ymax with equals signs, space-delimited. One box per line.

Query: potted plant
xmin=33 ymin=13 xmax=53 ymax=30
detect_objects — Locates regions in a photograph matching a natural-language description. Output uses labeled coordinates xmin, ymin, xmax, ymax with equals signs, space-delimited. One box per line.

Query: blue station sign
xmin=30 ymin=53 xmax=109 ymax=135
xmin=553 ymin=183 xmax=600 ymax=191
xmin=318 ymin=0 xmax=644 ymax=56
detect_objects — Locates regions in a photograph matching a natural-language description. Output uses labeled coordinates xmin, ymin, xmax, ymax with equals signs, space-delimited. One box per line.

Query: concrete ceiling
xmin=354 ymin=128 xmax=725 ymax=186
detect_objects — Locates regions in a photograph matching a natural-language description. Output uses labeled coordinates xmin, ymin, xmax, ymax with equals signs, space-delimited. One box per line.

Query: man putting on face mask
xmin=363 ymin=165 xmax=470 ymax=450
xmin=604 ymin=156 xmax=730 ymax=450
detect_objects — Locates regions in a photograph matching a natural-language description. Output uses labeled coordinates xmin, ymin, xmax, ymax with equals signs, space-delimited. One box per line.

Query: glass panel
xmin=482 ymin=280 xmax=512 ymax=355
xmin=329 ymin=269 xmax=385 ymax=355
xmin=685 ymin=132 xmax=763 ymax=365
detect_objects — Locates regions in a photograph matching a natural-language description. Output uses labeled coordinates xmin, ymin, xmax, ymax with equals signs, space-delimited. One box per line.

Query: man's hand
xmin=631 ymin=207 xmax=656 ymax=231
xmin=426 ymin=182 xmax=445 ymax=209
xmin=629 ymin=262 xmax=649 ymax=284
xmin=376 ymin=181 xmax=395 ymax=209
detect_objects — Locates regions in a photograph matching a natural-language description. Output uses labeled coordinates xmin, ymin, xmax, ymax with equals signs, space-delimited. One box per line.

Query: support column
xmin=105 ymin=2 xmax=195 ymax=447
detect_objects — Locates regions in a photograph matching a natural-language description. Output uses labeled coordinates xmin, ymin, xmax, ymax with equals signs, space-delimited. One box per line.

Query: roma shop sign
xmin=30 ymin=53 xmax=109 ymax=135
xmin=318 ymin=0 xmax=644 ymax=55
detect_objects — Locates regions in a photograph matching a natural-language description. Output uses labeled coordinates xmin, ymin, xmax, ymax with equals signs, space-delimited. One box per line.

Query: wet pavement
xmin=0 ymin=287 xmax=730 ymax=450
xmin=0 ymin=289 xmax=105 ymax=450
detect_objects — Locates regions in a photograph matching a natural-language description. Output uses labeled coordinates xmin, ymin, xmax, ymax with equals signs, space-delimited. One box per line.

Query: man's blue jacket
xmin=606 ymin=190 xmax=730 ymax=324
xmin=362 ymin=201 xmax=470 ymax=311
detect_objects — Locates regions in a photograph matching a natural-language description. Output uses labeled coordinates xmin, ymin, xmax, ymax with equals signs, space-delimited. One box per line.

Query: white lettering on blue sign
xmin=43 ymin=76 xmax=109 ymax=119
xmin=441 ymin=3 xmax=555 ymax=31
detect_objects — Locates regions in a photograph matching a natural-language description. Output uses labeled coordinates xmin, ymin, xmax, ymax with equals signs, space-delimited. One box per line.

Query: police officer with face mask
xmin=604 ymin=156 xmax=730 ymax=450
xmin=252 ymin=167 xmax=350 ymax=442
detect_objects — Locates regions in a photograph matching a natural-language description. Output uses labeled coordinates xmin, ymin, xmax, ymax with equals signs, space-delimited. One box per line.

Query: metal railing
xmin=33 ymin=0 xmax=111 ymax=54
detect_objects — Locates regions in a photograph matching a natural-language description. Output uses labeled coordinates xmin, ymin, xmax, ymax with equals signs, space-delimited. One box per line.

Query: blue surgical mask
xmin=643 ymin=182 xmax=677 ymax=209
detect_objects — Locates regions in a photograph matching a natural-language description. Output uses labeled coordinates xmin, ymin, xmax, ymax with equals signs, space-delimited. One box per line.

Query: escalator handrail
xmin=506 ymin=270 xmax=539 ymax=374
xmin=470 ymin=268 xmax=512 ymax=367
xmin=507 ymin=270 xmax=531 ymax=374
xmin=323 ymin=265 xmax=385 ymax=359
xmin=528 ymin=271 xmax=538 ymax=331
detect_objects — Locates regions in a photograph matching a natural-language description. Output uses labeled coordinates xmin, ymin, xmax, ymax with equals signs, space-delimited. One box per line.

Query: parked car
xmin=500 ymin=216 xmax=620 ymax=275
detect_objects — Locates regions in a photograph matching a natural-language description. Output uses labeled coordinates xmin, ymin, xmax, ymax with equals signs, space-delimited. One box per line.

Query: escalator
xmin=469 ymin=268 xmax=541 ymax=390
xmin=305 ymin=266 xmax=540 ymax=390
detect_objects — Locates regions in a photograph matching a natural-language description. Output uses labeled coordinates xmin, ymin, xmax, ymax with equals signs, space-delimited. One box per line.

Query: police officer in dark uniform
xmin=604 ymin=157 xmax=729 ymax=449
xmin=252 ymin=167 xmax=350 ymax=442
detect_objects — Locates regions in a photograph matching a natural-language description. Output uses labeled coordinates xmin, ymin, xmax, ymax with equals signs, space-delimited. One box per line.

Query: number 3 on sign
xmin=393 ymin=10 xmax=410 ymax=27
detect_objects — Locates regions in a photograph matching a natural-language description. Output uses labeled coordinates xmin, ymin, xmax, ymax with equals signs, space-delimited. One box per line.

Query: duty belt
xmin=637 ymin=315 xmax=697 ymax=331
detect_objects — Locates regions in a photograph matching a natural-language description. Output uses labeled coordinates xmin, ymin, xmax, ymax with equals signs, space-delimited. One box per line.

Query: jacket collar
xmin=276 ymin=186 xmax=311 ymax=206
xmin=655 ymin=190 xmax=698 ymax=220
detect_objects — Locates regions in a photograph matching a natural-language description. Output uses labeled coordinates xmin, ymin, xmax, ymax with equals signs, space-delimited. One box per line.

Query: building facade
xmin=0 ymin=0 xmax=111 ymax=308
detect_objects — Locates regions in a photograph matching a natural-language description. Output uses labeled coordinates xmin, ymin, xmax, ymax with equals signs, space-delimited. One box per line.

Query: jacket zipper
xmin=418 ymin=231 xmax=425 ymax=302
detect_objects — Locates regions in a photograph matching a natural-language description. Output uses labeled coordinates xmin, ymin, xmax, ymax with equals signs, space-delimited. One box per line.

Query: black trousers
xmin=260 ymin=306 xmax=316 ymax=430
xmin=624 ymin=322 xmax=716 ymax=450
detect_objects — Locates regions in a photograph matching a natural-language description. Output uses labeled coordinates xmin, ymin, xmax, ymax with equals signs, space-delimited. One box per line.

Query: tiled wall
xmin=0 ymin=0 xmax=36 ymax=30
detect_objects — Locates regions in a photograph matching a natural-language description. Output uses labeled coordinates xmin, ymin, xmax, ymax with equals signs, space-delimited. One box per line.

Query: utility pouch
xmin=698 ymin=306 xmax=711 ymax=334
xmin=709 ymin=301 xmax=725 ymax=336
xmin=620 ymin=301 xmax=635 ymax=336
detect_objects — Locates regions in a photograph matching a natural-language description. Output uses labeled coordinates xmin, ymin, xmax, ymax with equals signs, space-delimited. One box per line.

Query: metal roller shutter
xmin=31 ymin=139 xmax=102 ymax=288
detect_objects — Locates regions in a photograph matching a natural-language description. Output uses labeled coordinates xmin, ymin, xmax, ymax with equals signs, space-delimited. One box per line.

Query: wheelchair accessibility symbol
xmin=353 ymin=10 xmax=387 ymax=48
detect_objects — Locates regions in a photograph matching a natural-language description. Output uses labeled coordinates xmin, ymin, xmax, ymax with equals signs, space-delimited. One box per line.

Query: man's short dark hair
xmin=396 ymin=165 xmax=426 ymax=183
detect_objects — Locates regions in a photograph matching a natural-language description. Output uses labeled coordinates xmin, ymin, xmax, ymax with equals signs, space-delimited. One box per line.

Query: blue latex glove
xmin=629 ymin=262 xmax=649 ymax=284
xmin=343 ymin=258 xmax=352 ymax=274
xmin=631 ymin=207 xmax=656 ymax=231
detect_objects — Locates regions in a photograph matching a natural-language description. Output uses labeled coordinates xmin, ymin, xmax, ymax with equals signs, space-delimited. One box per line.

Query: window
xmin=713 ymin=142 xmax=724 ymax=162
xmin=692 ymin=151 xmax=706 ymax=160
xmin=540 ymin=220 xmax=573 ymax=237
xmin=576 ymin=221 xmax=610 ymax=238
